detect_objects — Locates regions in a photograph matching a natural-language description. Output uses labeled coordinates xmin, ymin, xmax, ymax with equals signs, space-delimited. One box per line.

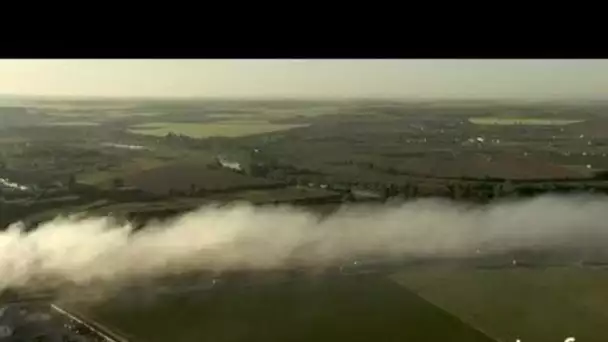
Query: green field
xmin=203 ymin=186 xmax=340 ymax=203
xmin=122 ymin=161 xmax=279 ymax=195
xmin=392 ymin=266 xmax=608 ymax=342
xmin=0 ymin=136 xmax=26 ymax=144
xmin=206 ymin=109 xmax=334 ymax=121
xmin=469 ymin=117 xmax=583 ymax=126
xmin=128 ymin=121 xmax=308 ymax=138
xmin=43 ymin=121 xmax=100 ymax=126
xmin=77 ymin=157 xmax=169 ymax=186
xmin=84 ymin=274 xmax=494 ymax=342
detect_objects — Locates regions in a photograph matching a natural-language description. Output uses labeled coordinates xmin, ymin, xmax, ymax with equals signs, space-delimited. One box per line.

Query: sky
xmin=1 ymin=59 xmax=608 ymax=100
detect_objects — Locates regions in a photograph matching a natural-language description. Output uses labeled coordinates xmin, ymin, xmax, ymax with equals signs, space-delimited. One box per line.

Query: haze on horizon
xmin=1 ymin=59 xmax=608 ymax=100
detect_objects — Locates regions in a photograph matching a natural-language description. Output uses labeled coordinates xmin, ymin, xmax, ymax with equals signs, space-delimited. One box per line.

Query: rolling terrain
xmin=3 ymin=98 xmax=608 ymax=341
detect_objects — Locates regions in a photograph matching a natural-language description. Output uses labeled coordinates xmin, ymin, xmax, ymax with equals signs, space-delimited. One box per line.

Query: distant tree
xmin=461 ymin=184 xmax=472 ymax=198
xmin=593 ymin=170 xmax=608 ymax=180
xmin=68 ymin=174 xmax=76 ymax=189
xmin=396 ymin=183 xmax=407 ymax=198
xmin=447 ymin=183 xmax=457 ymax=199
xmin=382 ymin=186 xmax=390 ymax=200
xmin=386 ymin=167 xmax=398 ymax=175
xmin=250 ymin=163 xmax=269 ymax=177
xmin=515 ymin=185 xmax=537 ymax=197
xmin=343 ymin=190 xmax=356 ymax=202
xmin=112 ymin=177 xmax=124 ymax=189
xmin=449 ymin=183 xmax=467 ymax=200
xmin=268 ymin=170 xmax=285 ymax=180
xmin=388 ymin=183 xmax=399 ymax=197
xmin=492 ymin=183 xmax=502 ymax=198
xmin=583 ymin=185 xmax=596 ymax=194
xmin=502 ymin=180 xmax=514 ymax=194
xmin=410 ymin=184 xmax=418 ymax=198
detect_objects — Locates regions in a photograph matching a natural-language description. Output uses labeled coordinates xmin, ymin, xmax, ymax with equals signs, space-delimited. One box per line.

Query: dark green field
xmin=84 ymin=274 xmax=494 ymax=342
xmin=393 ymin=266 xmax=608 ymax=342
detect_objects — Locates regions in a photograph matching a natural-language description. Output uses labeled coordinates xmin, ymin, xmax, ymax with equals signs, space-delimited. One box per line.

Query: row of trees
xmin=284 ymin=175 xmax=606 ymax=203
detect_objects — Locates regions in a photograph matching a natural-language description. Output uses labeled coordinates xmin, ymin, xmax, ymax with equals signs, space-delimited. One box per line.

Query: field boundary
xmin=390 ymin=276 xmax=500 ymax=342
xmin=51 ymin=303 xmax=130 ymax=342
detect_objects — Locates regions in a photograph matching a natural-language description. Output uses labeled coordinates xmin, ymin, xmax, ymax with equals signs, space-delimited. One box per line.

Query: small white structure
xmin=217 ymin=157 xmax=242 ymax=172
xmin=101 ymin=142 xmax=149 ymax=150
xmin=0 ymin=178 xmax=28 ymax=191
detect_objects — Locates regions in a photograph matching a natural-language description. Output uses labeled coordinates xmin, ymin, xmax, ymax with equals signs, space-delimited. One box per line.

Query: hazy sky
xmin=1 ymin=59 xmax=608 ymax=100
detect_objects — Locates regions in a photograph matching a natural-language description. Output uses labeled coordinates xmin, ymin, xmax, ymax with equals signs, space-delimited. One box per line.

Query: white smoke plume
xmin=1 ymin=195 xmax=608 ymax=293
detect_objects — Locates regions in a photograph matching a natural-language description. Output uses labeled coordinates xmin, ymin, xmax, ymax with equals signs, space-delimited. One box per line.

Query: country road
xmin=51 ymin=303 xmax=130 ymax=342
xmin=0 ymin=299 xmax=130 ymax=342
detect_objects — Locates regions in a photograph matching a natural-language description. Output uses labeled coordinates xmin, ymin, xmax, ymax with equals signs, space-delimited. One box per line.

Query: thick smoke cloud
xmin=1 ymin=195 xmax=608 ymax=292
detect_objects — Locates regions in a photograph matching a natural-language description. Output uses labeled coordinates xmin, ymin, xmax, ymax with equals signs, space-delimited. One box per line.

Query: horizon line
xmin=1 ymin=93 xmax=608 ymax=104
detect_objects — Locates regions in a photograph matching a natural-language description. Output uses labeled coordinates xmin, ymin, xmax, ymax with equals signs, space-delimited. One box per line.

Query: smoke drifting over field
xmin=2 ymin=195 xmax=608 ymax=292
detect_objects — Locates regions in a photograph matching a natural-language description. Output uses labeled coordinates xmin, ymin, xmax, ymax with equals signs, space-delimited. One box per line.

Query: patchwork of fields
xmin=5 ymin=101 xmax=608 ymax=341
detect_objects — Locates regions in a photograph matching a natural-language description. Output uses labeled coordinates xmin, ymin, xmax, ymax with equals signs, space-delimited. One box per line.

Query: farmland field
xmin=45 ymin=111 xmax=164 ymax=118
xmin=469 ymin=117 xmax=583 ymax=126
xmin=77 ymin=157 xmax=169 ymax=186
xmin=202 ymin=186 xmax=341 ymax=204
xmin=123 ymin=162 xmax=281 ymax=194
xmin=83 ymin=274 xmax=495 ymax=342
xmin=129 ymin=121 xmax=308 ymax=138
xmin=0 ymin=136 xmax=26 ymax=143
xmin=392 ymin=266 xmax=608 ymax=342
xmin=43 ymin=121 xmax=100 ymax=126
